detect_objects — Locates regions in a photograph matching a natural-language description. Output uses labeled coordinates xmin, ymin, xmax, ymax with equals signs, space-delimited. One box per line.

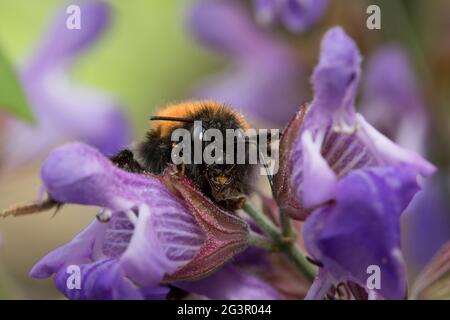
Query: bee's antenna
xmin=1 ymin=198 xmax=61 ymax=218
xmin=150 ymin=116 xmax=195 ymax=123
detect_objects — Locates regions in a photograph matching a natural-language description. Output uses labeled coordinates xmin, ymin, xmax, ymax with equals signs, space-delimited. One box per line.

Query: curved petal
xmin=303 ymin=166 xmax=419 ymax=299
xmin=23 ymin=0 xmax=111 ymax=75
xmin=356 ymin=114 xmax=436 ymax=177
xmin=54 ymin=259 xmax=144 ymax=300
xmin=304 ymin=269 xmax=334 ymax=300
xmin=40 ymin=142 xmax=164 ymax=210
xmin=308 ymin=27 xmax=361 ymax=128
xmin=30 ymin=220 xmax=107 ymax=279
xmin=291 ymin=130 xmax=337 ymax=209
xmin=120 ymin=204 xmax=205 ymax=287
xmin=174 ymin=266 xmax=280 ymax=300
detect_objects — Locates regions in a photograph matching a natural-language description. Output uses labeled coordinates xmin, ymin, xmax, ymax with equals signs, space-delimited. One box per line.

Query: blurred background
xmin=0 ymin=0 xmax=449 ymax=299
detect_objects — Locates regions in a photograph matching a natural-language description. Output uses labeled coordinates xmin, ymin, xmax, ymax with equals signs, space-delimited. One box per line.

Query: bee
xmin=113 ymin=100 xmax=258 ymax=210
xmin=2 ymin=100 xmax=272 ymax=217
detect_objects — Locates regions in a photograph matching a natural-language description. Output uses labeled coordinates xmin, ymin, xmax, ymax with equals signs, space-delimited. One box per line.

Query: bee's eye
xmin=193 ymin=124 xmax=204 ymax=142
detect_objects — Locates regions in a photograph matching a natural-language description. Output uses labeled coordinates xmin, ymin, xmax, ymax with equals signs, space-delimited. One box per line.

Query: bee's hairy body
xmin=112 ymin=101 xmax=256 ymax=210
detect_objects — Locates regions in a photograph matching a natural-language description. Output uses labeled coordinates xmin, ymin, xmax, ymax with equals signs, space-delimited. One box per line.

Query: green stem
xmin=284 ymin=244 xmax=316 ymax=282
xmin=243 ymin=201 xmax=279 ymax=240
xmin=248 ymin=232 xmax=277 ymax=251
xmin=244 ymin=199 xmax=316 ymax=282
xmin=279 ymin=208 xmax=295 ymax=241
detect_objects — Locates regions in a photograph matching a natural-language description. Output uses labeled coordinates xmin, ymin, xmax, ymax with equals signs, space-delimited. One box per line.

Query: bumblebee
xmin=2 ymin=100 xmax=263 ymax=217
xmin=112 ymin=100 xmax=257 ymax=210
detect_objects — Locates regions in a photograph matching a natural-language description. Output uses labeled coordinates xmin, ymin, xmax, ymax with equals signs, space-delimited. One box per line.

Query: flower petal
xmin=304 ymin=166 xmax=419 ymax=299
xmin=120 ymin=203 xmax=205 ymax=287
xmin=356 ymin=114 xmax=436 ymax=176
xmin=304 ymin=269 xmax=334 ymax=300
xmin=23 ymin=0 xmax=111 ymax=74
xmin=293 ymin=129 xmax=337 ymax=209
xmin=30 ymin=220 xmax=107 ymax=279
xmin=175 ymin=266 xmax=280 ymax=300
xmin=308 ymin=27 xmax=361 ymax=128
xmin=41 ymin=142 xmax=161 ymax=210
xmin=54 ymin=259 xmax=145 ymax=300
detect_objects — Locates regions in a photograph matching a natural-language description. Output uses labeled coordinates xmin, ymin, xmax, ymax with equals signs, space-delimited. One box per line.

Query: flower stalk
xmin=244 ymin=200 xmax=316 ymax=282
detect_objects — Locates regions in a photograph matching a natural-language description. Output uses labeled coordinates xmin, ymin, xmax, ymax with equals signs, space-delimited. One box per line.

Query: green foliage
xmin=0 ymin=48 xmax=34 ymax=123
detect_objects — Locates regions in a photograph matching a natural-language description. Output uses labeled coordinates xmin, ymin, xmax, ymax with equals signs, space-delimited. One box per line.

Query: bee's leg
xmin=1 ymin=197 xmax=62 ymax=218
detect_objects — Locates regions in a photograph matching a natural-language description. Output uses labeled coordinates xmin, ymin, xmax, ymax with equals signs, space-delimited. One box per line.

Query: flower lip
xmin=41 ymin=142 xmax=109 ymax=189
xmin=309 ymin=26 xmax=362 ymax=128
xmin=304 ymin=165 xmax=419 ymax=300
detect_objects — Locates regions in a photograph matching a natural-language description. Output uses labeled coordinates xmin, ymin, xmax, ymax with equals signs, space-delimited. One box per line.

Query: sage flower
xmin=30 ymin=142 xmax=277 ymax=299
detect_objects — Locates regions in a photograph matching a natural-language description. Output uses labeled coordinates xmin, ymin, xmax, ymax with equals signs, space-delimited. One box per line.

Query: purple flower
xmin=304 ymin=165 xmax=419 ymax=300
xmin=2 ymin=0 xmax=130 ymax=169
xmin=285 ymin=27 xmax=436 ymax=299
xmin=188 ymin=0 xmax=305 ymax=126
xmin=254 ymin=0 xmax=328 ymax=33
xmin=290 ymin=27 xmax=435 ymax=219
xmin=362 ymin=46 xmax=428 ymax=154
xmin=30 ymin=143 xmax=251 ymax=299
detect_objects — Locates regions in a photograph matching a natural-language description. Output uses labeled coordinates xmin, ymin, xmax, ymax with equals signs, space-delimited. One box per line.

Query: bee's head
xmin=205 ymin=164 xmax=247 ymax=210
